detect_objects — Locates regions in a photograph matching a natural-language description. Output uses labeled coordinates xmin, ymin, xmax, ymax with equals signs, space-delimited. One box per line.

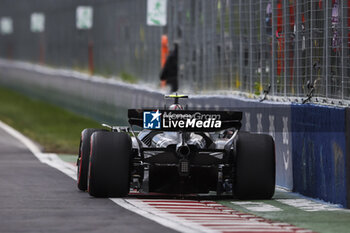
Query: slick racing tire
xmin=234 ymin=132 xmax=275 ymax=199
xmin=77 ymin=128 xmax=106 ymax=191
xmin=88 ymin=131 xmax=132 ymax=197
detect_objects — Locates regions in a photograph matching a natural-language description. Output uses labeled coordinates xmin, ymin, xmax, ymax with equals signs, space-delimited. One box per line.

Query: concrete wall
xmin=291 ymin=104 xmax=348 ymax=207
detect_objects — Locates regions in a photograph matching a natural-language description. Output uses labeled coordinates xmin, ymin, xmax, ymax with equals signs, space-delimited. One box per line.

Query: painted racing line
xmin=0 ymin=120 xmax=338 ymax=233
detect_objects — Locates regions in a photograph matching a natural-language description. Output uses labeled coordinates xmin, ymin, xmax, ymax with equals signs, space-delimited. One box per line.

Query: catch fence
xmin=0 ymin=0 xmax=349 ymax=103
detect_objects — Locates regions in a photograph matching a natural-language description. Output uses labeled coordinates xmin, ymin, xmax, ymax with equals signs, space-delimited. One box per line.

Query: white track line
xmin=0 ymin=121 xmax=77 ymax=180
xmin=0 ymin=120 xmax=41 ymax=155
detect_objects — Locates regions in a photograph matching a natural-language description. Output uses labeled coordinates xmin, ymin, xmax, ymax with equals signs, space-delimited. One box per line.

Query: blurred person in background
xmin=161 ymin=34 xmax=169 ymax=68
xmin=160 ymin=42 xmax=178 ymax=92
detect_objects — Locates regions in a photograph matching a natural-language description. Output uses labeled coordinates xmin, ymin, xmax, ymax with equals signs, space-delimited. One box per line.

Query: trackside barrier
xmin=291 ymin=104 xmax=348 ymax=207
xmin=0 ymin=59 xmax=349 ymax=207
xmin=347 ymin=108 xmax=350 ymax=208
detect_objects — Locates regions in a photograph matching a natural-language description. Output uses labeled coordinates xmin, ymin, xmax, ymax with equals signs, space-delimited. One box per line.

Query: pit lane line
xmin=0 ymin=120 xmax=316 ymax=233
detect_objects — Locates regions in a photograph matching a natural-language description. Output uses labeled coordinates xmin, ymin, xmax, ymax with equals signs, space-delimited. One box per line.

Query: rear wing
xmin=128 ymin=109 xmax=242 ymax=132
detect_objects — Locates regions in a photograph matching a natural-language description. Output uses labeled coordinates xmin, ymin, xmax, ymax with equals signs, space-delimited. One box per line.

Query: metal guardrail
xmin=0 ymin=0 xmax=349 ymax=103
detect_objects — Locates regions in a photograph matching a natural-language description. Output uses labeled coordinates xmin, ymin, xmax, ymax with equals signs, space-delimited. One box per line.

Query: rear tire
xmin=77 ymin=128 xmax=106 ymax=191
xmin=234 ymin=132 xmax=275 ymax=199
xmin=88 ymin=131 xmax=132 ymax=197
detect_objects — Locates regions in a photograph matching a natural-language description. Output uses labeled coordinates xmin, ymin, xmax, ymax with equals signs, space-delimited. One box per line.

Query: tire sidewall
xmin=234 ymin=132 xmax=276 ymax=199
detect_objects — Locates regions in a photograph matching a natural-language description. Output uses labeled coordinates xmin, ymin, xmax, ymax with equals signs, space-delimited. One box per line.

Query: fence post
xmin=88 ymin=40 xmax=94 ymax=75
xmin=271 ymin=0 xmax=276 ymax=95
xmin=295 ymin=0 xmax=301 ymax=96
xmin=194 ymin=0 xmax=200 ymax=91
xmin=249 ymin=0 xmax=253 ymax=94
xmin=259 ymin=0 xmax=264 ymax=95
xmin=310 ymin=0 xmax=313 ymax=85
xmin=229 ymin=0 xmax=234 ymax=91
xmin=283 ymin=0 xmax=288 ymax=97
xmin=201 ymin=0 xmax=206 ymax=92
xmin=239 ymin=0 xmax=244 ymax=92
xmin=341 ymin=0 xmax=347 ymax=101
xmin=219 ymin=0 xmax=224 ymax=90
xmin=324 ymin=0 xmax=330 ymax=99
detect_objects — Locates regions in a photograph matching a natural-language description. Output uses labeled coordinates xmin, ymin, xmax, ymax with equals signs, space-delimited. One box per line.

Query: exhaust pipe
xmin=176 ymin=144 xmax=190 ymax=157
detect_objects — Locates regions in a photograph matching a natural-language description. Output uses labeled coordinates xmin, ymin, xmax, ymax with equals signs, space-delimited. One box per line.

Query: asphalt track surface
xmin=0 ymin=127 xmax=177 ymax=233
xmin=2 ymin=122 xmax=350 ymax=233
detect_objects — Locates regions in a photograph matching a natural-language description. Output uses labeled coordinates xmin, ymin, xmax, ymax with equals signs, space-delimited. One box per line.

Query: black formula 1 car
xmin=77 ymin=95 xmax=275 ymax=199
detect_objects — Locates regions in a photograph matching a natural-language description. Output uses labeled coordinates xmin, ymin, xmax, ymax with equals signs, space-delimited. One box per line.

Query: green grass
xmin=0 ymin=86 xmax=101 ymax=154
